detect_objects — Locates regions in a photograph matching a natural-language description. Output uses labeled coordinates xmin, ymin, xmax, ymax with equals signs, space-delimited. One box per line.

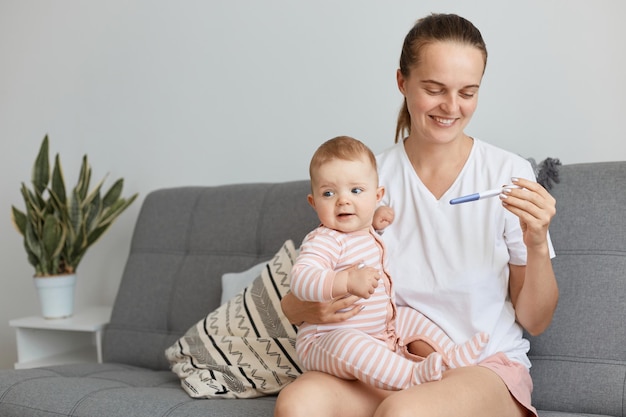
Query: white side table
xmin=9 ymin=306 xmax=112 ymax=369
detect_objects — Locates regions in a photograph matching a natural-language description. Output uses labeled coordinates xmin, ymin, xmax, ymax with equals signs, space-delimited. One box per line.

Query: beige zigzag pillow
xmin=165 ymin=240 xmax=302 ymax=398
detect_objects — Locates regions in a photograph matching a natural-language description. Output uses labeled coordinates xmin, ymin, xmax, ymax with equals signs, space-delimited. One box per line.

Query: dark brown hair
xmin=395 ymin=13 xmax=488 ymax=142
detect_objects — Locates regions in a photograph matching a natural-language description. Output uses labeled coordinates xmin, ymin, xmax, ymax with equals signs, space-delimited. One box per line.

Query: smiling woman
xmin=276 ymin=13 xmax=558 ymax=417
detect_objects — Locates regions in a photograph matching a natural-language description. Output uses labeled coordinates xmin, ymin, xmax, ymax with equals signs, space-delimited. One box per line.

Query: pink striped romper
xmin=290 ymin=225 xmax=485 ymax=390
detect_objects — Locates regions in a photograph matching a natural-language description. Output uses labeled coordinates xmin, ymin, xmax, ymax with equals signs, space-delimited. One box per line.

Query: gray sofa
xmin=0 ymin=161 xmax=624 ymax=417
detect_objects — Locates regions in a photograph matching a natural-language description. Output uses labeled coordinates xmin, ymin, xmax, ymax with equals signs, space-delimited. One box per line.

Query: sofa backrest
xmin=102 ymin=181 xmax=319 ymax=370
xmin=527 ymin=161 xmax=626 ymax=416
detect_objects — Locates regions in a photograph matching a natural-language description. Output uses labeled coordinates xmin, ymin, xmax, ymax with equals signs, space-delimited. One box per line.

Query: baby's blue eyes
xmin=321 ymin=188 xmax=363 ymax=197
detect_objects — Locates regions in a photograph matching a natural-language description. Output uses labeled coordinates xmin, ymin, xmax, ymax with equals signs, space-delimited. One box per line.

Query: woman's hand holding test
xmin=502 ymin=177 xmax=558 ymax=336
xmin=500 ymin=177 xmax=556 ymax=248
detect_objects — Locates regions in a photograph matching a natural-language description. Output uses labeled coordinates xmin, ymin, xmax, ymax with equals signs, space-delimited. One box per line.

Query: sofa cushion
xmin=165 ymin=240 xmax=303 ymax=399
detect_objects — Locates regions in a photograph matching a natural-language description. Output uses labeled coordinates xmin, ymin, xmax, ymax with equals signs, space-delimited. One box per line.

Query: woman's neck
xmin=403 ymin=134 xmax=473 ymax=199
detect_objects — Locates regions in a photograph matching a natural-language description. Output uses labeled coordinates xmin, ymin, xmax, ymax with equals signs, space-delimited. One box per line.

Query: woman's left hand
xmin=504 ymin=177 xmax=558 ymax=336
xmin=500 ymin=177 xmax=556 ymax=248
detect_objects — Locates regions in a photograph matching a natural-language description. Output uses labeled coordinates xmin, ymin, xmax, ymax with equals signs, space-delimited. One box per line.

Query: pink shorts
xmin=478 ymin=352 xmax=537 ymax=417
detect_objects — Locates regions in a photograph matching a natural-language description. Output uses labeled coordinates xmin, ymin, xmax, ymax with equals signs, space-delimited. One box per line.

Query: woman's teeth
xmin=433 ymin=116 xmax=454 ymax=126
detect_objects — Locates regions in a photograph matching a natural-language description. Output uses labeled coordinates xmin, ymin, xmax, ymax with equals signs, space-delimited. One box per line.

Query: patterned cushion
xmin=165 ymin=240 xmax=303 ymax=398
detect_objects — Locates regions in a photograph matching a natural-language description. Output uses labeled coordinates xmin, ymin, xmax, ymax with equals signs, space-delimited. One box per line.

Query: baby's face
xmin=308 ymin=157 xmax=382 ymax=233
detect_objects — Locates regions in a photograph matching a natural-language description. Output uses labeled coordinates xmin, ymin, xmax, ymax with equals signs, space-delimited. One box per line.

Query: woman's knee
xmin=373 ymin=392 xmax=419 ymax=417
xmin=274 ymin=378 xmax=316 ymax=417
xmin=274 ymin=372 xmax=343 ymax=417
xmin=275 ymin=371 xmax=389 ymax=417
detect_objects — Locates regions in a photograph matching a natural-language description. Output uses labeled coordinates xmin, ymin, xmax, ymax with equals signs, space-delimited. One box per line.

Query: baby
xmin=290 ymin=136 xmax=489 ymax=390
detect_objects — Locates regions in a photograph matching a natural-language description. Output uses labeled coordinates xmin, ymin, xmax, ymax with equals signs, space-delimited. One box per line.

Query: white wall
xmin=0 ymin=0 xmax=624 ymax=369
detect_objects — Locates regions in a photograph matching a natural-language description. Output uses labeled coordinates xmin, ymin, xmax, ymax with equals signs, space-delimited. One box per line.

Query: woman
xmin=275 ymin=13 xmax=558 ymax=417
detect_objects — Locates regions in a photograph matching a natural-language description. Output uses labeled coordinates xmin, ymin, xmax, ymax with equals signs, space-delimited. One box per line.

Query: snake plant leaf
xmin=47 ymin=186 xmax=68 ymax=227
xmin=25 ymin=249 xmax=40 ymax=274
xmin=51 ymin=153 xmax=67 ymax=205
xmin=102 ymin=178 xmax=123 ymax=208
xmin=83 ymin=195 xmax=136 ymax=251
xmin=24 ymin=221 xmax=44 ymax=274
xmin=68 ymin=188 xmax=83 ymax=240
xmin=84 ymin=191 xmax=103 ymax=235
xmin=21 ymin=238 xmax=40 ymax=272
xmin=74 ymin=155 xmax=92 ymax=201
xmin=81 ymin=178 xmax=105 ymax=212
xmin=98 ymin=195 xmax=138 ymax=227
xmin=19 ymin=186 xmax=46 ymax=242
xmin=86 ymin=224 xmax=110 ymax=246
xmin=42 ymin=214 xmax=66 ymax=261
xmin=72 ymin=223 xmax=110 ymax=267
xmin=68 ymin=215 xmax=88 ymax=269
xmin=11 ymin=206 xmax=27 ymax=236
xmin=20 ymin=184 xmax=44 ymax=220
xmin=32 ymin=135 xmax=50 ymax=195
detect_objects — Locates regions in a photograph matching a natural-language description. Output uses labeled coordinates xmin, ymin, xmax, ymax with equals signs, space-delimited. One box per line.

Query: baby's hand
xmin=373 ymin=206 xmax=395 ymax=232
xmin=346 ymin=264 xmax=379 ymax=299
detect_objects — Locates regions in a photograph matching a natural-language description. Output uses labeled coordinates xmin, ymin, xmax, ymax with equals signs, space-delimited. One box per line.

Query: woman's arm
xmin=281 ymin=292 xmax=363 ymax=326
xmin=503 ymin=177 xmax=559 ymax=336
xmin=509 ymin=258 xmax=557 ymax=336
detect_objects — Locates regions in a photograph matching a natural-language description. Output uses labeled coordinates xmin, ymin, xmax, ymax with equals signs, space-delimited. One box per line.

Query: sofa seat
xmin=0 ymin=363 xmax=276 ymax=417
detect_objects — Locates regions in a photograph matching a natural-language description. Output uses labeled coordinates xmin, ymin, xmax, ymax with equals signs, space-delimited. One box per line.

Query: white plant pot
xmin=33 ymin=274 xmax=77 ymax=319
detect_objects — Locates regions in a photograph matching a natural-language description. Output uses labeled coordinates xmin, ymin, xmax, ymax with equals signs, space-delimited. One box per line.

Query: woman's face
xmin=397 ymin=41 xmax=485 ymax=145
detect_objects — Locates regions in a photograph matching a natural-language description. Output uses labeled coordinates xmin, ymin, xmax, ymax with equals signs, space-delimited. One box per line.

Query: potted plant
xmin=11 ymin=135 xmax=138 ymax=318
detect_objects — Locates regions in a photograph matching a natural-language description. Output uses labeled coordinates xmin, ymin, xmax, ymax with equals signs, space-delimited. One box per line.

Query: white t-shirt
xmin=377 ymin=138 xmax=555 ymax=368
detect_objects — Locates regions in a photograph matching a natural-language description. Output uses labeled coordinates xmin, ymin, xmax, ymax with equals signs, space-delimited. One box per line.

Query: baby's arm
xmin=373 ymin=205 xmax=395 ymax=233
xmin=333 ymin=264 xmax=379 ymax=299
xmin=292 ymin=261 xmax=379 ymax=301
xmin=291 ymin=234 xmax=379 ymax=301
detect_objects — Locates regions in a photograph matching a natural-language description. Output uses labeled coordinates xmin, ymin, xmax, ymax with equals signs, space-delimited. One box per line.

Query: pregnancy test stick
xmin=449 ymin=185 xmax=521 ymax=205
